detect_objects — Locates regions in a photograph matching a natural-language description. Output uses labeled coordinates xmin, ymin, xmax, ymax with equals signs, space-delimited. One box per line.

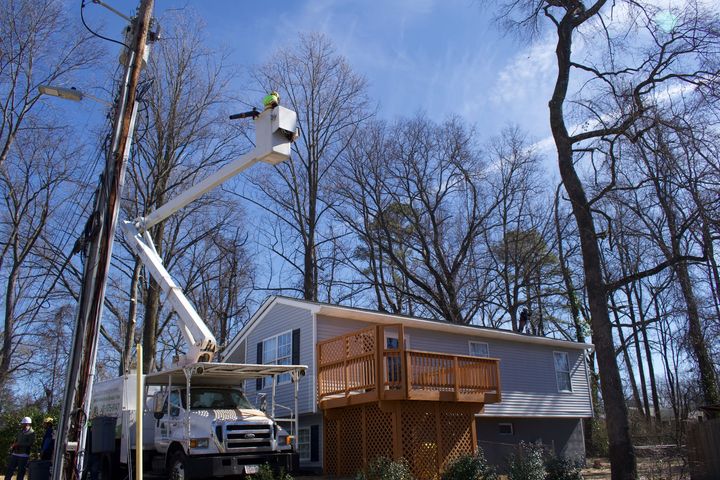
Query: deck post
xmin=453 ymin=356 xmax=460 ymax=401
xmin=434 ymin=403 xmax=443 ymax=472
xmin=405 ymin=351 xmax=412 ymax=399
xmin=376 ymin=325 xmax=384 ymax=400
xmin=344 ymin=335 xmax=349 ymax=398
xmin=399 ymin=324 xmax=408 ymax=400
xmin=471 ymin=408 xmax=478 ymax=452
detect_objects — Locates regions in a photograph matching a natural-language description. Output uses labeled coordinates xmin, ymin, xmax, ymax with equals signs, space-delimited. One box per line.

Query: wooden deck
xmin=317 ymin=324 xmax=501 ymax=409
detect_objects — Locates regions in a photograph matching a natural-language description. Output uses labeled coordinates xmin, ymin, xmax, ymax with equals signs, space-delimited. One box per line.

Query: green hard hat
xmin=262 ymin=91 xmax=280 ymax=108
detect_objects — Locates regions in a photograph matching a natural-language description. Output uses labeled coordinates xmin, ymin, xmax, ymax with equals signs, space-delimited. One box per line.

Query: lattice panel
xmin=439 ymin=407 xmax=474 ymax=471
xmin=366 ymin=403 xmax=394 ymax=461
xmin=401 ymin=403 xmax=439 ymax=480
xmin=337 ymin=406 xmax=365 ymax=476
xmin=319 ymin=337 xmax=346 ymax=364
xmin=324 ymin=415 xmax=338 ymax=474
xmin=347 ymin=330 xmax=375 ymax=357
xmin=324 ymin=401 xmax=477 ymax=480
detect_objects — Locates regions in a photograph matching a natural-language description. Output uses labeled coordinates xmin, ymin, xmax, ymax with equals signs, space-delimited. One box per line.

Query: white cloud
xmin=491 ymin=35 xmax=557 ymax=106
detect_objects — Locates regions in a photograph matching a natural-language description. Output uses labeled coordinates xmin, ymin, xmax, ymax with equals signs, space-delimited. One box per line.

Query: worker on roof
xmin=5 ymin=416 xmax=35 ymax=480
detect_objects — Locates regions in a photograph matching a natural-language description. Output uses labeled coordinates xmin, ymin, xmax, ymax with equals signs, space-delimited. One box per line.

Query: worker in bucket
xmin=5 ymin=416 xmax=35 ymax=480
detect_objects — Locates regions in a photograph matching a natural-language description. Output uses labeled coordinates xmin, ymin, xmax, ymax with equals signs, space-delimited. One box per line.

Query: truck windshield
xmin=183 ymin=389 xmax=254 ymax=410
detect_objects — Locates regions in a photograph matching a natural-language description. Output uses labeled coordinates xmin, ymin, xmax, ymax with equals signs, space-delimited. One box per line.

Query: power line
xmin=80 ymin=0 xmax=130 ymax=50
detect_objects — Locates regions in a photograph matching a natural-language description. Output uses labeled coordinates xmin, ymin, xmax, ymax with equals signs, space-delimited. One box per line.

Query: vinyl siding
xmin=316 ymin=314 xmax=592 ymax=417
xmin=242 ymin=302 xmax=315 ymax=414
xmin=476 ymin=417 xmax=585 ymax=468
xmin=225 ymin=339 xmax=246 ymax=364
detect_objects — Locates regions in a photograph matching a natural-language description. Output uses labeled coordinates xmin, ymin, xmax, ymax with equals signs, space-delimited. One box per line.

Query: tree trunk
xmin=647 ymin=136 xmax=720 ymax=411
xmin=634 ymin=286 xmax=661 ymax=422
xmin=122 ymin=257 xmax=142 ymax=375
xmin=676 ymin=261 xmax=720 ymax=408
xmin=0 ymin=266 xmax=19 ymax=385
xmin=550 ymin=16 xmax=636 ymax=479
xmin=143 ymin=220 xmax=165 ymax=372
xmin=610 ymin=295 xmax=644 ymax=417
xmin=625 ymin=286 xmax=650 ymax=420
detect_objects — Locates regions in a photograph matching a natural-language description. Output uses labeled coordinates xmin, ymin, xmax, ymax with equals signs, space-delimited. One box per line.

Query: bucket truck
xmin=87 ymin=104 xmax=306 ymax=479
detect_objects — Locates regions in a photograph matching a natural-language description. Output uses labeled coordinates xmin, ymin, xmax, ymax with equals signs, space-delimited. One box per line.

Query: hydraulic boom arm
xmin=122 ymin=105 xmax=298 ymax=366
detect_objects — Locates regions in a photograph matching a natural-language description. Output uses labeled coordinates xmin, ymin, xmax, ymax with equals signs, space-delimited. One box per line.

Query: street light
xmin=38 ymin=84 xmax=113 ymax=107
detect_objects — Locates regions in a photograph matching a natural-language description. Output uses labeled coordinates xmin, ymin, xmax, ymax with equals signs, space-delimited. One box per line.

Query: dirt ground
xmin=294 ymin=457 xmax=689 ymax=480
xmin=0 ymin=457 xmax=690 ymax=479
xmin=581 ymin=457 xmax=688 ymax=480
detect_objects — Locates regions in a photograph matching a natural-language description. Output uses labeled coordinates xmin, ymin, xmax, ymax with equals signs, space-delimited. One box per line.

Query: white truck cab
xmin=90 ymin=362 xmax=305 ymax=479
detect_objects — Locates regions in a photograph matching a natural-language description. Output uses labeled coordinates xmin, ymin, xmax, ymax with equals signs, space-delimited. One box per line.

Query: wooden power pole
xmin=53 ymin=1 xmax=156 ymax=478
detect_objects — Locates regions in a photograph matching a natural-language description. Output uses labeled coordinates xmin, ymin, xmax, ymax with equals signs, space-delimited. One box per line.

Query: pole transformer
xmin=53 ymin=1 xmax=156 ymax=478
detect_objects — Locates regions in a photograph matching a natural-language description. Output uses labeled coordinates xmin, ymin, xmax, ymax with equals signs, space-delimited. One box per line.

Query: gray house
xmin=223 ymin=296 xmax=593 ymax=474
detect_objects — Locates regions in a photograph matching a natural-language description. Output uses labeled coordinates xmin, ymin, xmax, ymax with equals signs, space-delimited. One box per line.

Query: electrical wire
xmin=80 ymin=0 xmax=130 ymax=50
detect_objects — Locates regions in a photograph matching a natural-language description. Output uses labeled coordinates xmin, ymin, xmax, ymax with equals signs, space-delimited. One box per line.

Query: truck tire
xmin=167 ymin=451 xmax=190 ymax=480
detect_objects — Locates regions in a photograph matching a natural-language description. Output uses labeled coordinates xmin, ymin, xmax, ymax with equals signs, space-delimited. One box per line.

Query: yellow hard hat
xmin=44 ymin=417 xmax=54 ymax=425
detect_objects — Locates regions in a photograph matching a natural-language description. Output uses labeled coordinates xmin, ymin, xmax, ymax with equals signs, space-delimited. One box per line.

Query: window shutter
xmin=310 ymin=425 xmax=319 ymax=462
xmin=292 ymin=329 xmax=301 ymax=365
xmin=256 ymin=342 xmax=263 ymax=390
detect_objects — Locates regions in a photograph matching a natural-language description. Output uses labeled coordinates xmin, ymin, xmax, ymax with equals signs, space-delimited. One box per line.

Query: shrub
xmin=507 ymin=442 xmax=546 ymax=480
xmin=254 ymin=463 xmax=293 ymax=480
xmin=355 ymin=457 xmax=414 ymax=480
xmin=545 ymin=456 xmax=583 ymax=480
xmin=441 ymin=449 xmax=498 ymax=480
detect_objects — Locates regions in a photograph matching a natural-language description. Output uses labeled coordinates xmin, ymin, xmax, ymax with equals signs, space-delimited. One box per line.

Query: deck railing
xmin=317 ymin=324 xmax=501 ymax=408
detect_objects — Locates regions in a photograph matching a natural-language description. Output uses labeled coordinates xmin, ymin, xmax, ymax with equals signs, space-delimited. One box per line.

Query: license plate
xmin=245 ymin=465 xmax=259 ymax=475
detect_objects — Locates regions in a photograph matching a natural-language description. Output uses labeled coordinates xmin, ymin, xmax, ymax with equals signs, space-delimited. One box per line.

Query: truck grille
xmin=223 ymin=423 xmax=273 ymax=451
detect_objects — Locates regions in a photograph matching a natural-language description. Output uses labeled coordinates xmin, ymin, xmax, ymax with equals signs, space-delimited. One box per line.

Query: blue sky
xmin=74 ymin=0 xmax=558 ymax=153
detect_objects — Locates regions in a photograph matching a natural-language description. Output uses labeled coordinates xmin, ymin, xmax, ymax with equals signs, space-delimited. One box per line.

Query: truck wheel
xmin=167 ymin=452 xmax=190 ymax=480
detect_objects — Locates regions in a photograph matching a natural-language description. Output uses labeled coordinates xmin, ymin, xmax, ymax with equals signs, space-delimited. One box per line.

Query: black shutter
xmin=310 ymin=425 xmax=319 ymax=462
xmin=292 ymin=329 xmax=301 ymax=365
xmin=256 ymin=342 xmax=263 ymax=390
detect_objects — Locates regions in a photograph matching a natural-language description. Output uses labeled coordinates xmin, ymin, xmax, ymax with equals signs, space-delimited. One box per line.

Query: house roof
xmin=223 ymin=296 xmax=594 ymax=360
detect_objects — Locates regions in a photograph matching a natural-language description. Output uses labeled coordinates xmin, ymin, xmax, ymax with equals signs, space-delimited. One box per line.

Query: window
xmin=184 ymin=388 xmax=253 ymax=410
xmin=469 ymin=341 xmax=489 ymax=357
xmin=554 ymin=351 xmax=572 ymax=392
xmin=168 ymin=390 xmax=182 ymax=417
xmin=498 ymin=423 xmax=513 ymax=435
xmin=385 ymin=335 xmax=408 ymax=384
xmin=298 ymin=428 xmax=311 ymax=461
xmin=262 ymin=331 xmax=292 ymax=387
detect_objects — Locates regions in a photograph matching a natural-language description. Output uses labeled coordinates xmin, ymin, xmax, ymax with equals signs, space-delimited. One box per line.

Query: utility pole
xmin=53 ymin=1 xmax=156 ymax=479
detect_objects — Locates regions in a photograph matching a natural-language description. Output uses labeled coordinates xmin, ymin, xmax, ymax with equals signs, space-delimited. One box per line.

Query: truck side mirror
xmin=153 ymin=392 xmax=165 ymax=420
xmin=257 ymin=393 xmax=267 ymax=413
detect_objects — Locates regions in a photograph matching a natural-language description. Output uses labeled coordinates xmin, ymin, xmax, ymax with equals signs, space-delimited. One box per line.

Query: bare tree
xmin=483 ymin=127 xmax=561 ymax=332
xmin=490 ymin=1 xmax=720 ymax=477
xmin=247 ymin=32 xmax=371 ymax=302
xmin=337 ymin=115 xmax=497 ymax=324
xmin=0 ymin=132 xmax=77 ymax=385
xmin=120 ymin=12 xmax=245 ymax=372
xmin=0 ymin=0 xmax=101 ymax=170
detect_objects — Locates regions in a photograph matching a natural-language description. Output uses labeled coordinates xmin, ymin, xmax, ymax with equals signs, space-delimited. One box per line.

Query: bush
xmin=0 ymin=407 xmax=59 ymax=470
xmin=441 ymin=449 xmax=498 ymax=480
xmin=545 ymin=456 xmax=583 ymax=480
xmin=355 ymin=457 xmax=414 ymax=480
xmin=254 ymin=463 xmax=293 ymax=480
xmin=507 ymin=442 xmax=546 ymax=480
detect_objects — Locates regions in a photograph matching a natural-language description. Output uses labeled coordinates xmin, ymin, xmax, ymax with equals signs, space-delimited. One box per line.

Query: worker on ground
xmin=5 ymin=417 xmax=35 ymax=480
xmin=40 ymin=417 xmax=55 ymax=461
